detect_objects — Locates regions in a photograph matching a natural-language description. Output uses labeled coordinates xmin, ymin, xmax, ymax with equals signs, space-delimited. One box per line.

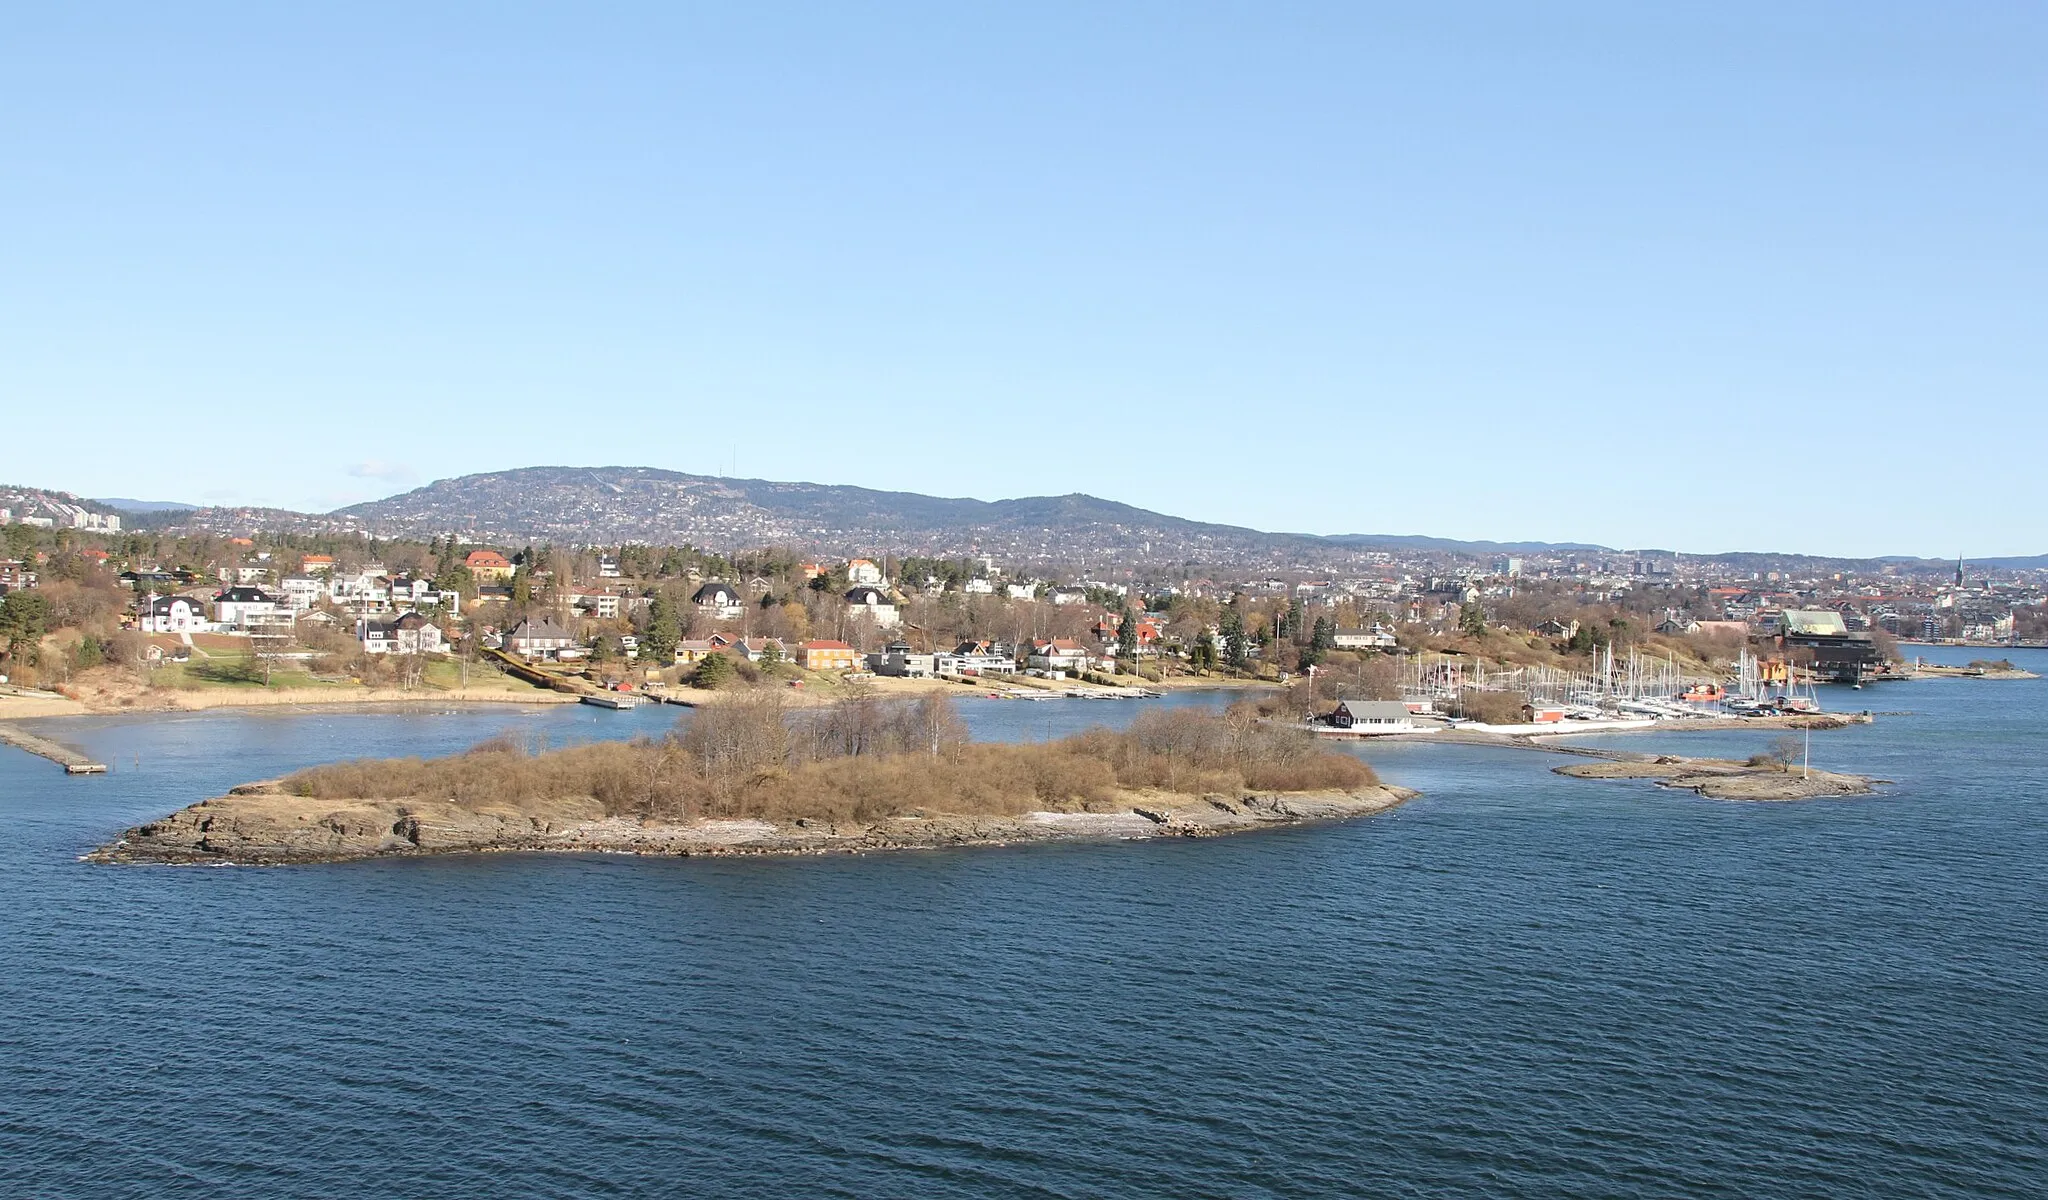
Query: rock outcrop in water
xmin=1554 ymin=756 xmax=1878 ymax=801
xmin=87 ymin=780 xmax=1419 ymax=865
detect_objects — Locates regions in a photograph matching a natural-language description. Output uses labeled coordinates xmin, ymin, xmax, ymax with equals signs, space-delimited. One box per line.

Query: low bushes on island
xmin=281 ymin=696 xmax=1378 ymax=825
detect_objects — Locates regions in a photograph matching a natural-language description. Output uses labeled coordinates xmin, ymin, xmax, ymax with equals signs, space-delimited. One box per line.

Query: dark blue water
xmin=3 ymin=666 xmax=2045 ymax=1198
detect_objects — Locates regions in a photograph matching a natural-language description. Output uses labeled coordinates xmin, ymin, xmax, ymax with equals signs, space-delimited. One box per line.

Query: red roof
xmin=466 ymin=550 xmax=512 ymax=568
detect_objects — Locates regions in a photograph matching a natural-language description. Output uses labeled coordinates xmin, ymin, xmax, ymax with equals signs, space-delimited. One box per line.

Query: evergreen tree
xmin=693 ymin=651 xmax=735 ymax=689
xmin=1311 ymin=614 xmax=1336 ymax=652
xmin=1221 ymin=607 xmax=1249 ymax=671
xmin=1116 ymin=601 xmax=1139 ymax=660
xmin=1287 ymin=595 xmax=1306 ymax=645
xmin=1192 ymin=629 xmax=1217 ymax=672
xmin=1459 ymin=601 xmax=1487 ymax=639
xmin=642 ymin=591 xmax=681 ymax=664
xmin=0 ymin=591 xmax=50 ymax=661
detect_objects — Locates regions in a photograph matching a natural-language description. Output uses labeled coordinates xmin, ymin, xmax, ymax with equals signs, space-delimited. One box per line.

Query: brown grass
xmin=281 ymin=698 xmax=1379 ymax=824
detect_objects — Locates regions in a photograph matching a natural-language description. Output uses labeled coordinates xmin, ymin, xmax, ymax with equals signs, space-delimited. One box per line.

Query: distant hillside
xmin=323 ymin=466 xmax=1336 ymax=565
xmin=1314 ymin=532 xmax=1612 ymax=555
xmin=95 ymin=498 xmax=198 ymax=514
xmin=124 ymin=466 xmax=2045 ymax=572
xmin=0 ymin=484 xmax=127 ymax=528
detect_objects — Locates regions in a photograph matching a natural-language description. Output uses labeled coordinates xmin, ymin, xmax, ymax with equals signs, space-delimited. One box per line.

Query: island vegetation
xmin=92 ymin=697 xmax=1414 ymax=864
xmin=286 ymin=694 xmax=1377 ymax=822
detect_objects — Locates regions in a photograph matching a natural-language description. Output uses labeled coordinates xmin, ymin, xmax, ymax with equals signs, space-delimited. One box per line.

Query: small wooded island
xmin=91 ymin=695 xmax=1417 ymax=865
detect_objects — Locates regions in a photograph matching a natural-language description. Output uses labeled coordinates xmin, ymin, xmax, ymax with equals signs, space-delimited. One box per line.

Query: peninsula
xmin=89 ymin=698 xmax=1416 ymax=865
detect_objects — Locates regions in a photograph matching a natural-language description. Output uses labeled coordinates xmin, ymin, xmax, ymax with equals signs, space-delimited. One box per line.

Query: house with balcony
xmin=215 ymin=586 xmax=289 ymax=631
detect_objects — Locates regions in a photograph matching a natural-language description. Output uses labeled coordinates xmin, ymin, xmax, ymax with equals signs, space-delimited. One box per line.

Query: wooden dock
xmin=0 ymin=723 xmax=108 ymax=774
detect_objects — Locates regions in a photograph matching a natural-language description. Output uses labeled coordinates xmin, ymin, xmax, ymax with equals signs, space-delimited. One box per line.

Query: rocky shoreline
xmin=87 ymin=781 xmax=1420 ymax=866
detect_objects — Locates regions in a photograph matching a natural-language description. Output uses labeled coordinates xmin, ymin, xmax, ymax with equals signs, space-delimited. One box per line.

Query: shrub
xmin=1746 ymin=735 xmax=1802 ymax=772
xmin=280 ymin=696 xmax=1380 ymax=822
xmin=1454 ymin=689 xmax=1528 ymax=725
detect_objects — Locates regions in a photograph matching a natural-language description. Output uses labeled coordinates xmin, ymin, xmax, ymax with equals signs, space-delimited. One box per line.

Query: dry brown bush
xmin=281 ymin=695 xmax=1379 ymax=822
xmin=1454 ymin=689 xmax=1529 ymax=725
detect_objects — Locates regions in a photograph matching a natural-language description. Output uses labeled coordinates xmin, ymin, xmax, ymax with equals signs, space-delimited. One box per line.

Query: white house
xmin=358 ymin=611 xmax=446 ymax=655
xmin=843 ymin=585 xmax=900 ymax=629
xmin=571 ymin=592 xmax=620 ymax=620
xmin=215 ymin=586 xmax=288 ymax=630
xmin=869 ymin=642 xmax=935 ymax=677
xmin=731 ymin=637 xmax=786 ymax=663
xmin=963 ymin=578 xmax=995 ymax=595
xmin=328 ymin=571 xmax=391 ymax=613
xmin=1005 ymin=582 xmax=1038 ymax=601
xmin=279 ymin=576 xmax=325 ymax=612
xmin=846 ymin=558 xmax=885 ymax=586
xmin=692 ymin=582 xmax=746 ymax=621
xmin=1028 ymin=639 xmax=1089 ymax=672
xmin=390 ymin=576 xmax=461 ymax=615
xmin=136 ymin=594 xmax=207 ymax=634
xmin=1326 ymin=699 xmax=1417 ymax=732
xmin=935 ymin=646 xmax=1017 ymax=676
xmin=1332 ymin=627 xmax=1398 ymax=650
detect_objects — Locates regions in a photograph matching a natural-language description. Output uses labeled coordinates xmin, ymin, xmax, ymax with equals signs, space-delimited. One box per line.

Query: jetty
xmin=0 ymin=722 xmax=108 ymax=774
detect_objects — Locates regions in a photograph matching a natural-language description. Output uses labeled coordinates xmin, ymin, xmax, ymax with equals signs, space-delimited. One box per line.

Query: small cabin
xmin=1326 ymin=699 xmax=1416 ymax=731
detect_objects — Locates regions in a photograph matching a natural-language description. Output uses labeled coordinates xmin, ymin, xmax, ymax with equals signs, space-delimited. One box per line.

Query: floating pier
xmin=0 ymin=723 xmax=108 ymax=774
xmin=580 ymin=693 xmax=645 ymax=710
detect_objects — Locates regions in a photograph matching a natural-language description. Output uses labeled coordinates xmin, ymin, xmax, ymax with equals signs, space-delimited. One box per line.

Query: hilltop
xmin=21 ymin=466 xmax=2039 ymax=575
xmin=134 ymin=464 xmax=1617 ymax=566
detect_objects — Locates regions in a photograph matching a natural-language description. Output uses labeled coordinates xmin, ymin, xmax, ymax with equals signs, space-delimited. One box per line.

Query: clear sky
xmin=4 ymin=4 xmax=2042 ymax=558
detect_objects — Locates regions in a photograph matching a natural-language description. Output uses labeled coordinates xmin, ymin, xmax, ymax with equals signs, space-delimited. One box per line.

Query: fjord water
xmin=3 ymin=658 xmax=2045 ymax=1198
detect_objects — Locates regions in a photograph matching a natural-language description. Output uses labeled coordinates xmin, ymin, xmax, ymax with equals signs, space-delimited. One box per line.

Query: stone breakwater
xmin=87 ymin=782 xmax=1420 ymax=865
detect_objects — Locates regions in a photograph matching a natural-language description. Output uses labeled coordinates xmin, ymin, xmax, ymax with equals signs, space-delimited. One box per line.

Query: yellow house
xmin=464 ymin=550 xmax=516 ymax=582
xmin=797 ymin=640 xmax=859 ymax=672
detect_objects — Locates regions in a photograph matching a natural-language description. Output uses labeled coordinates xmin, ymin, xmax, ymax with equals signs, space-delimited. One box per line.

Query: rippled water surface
xmin=4 ymin=658 xmax=2046 ymax=1197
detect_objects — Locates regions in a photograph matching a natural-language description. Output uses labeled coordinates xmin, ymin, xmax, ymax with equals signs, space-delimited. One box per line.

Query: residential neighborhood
xmin=3 ymin=483 xmax=2044 ymax=712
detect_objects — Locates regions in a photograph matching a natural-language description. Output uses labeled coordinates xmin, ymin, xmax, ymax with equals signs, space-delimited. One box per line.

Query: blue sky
xmin=3 ymin=4 xmax=2042 ymax=558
